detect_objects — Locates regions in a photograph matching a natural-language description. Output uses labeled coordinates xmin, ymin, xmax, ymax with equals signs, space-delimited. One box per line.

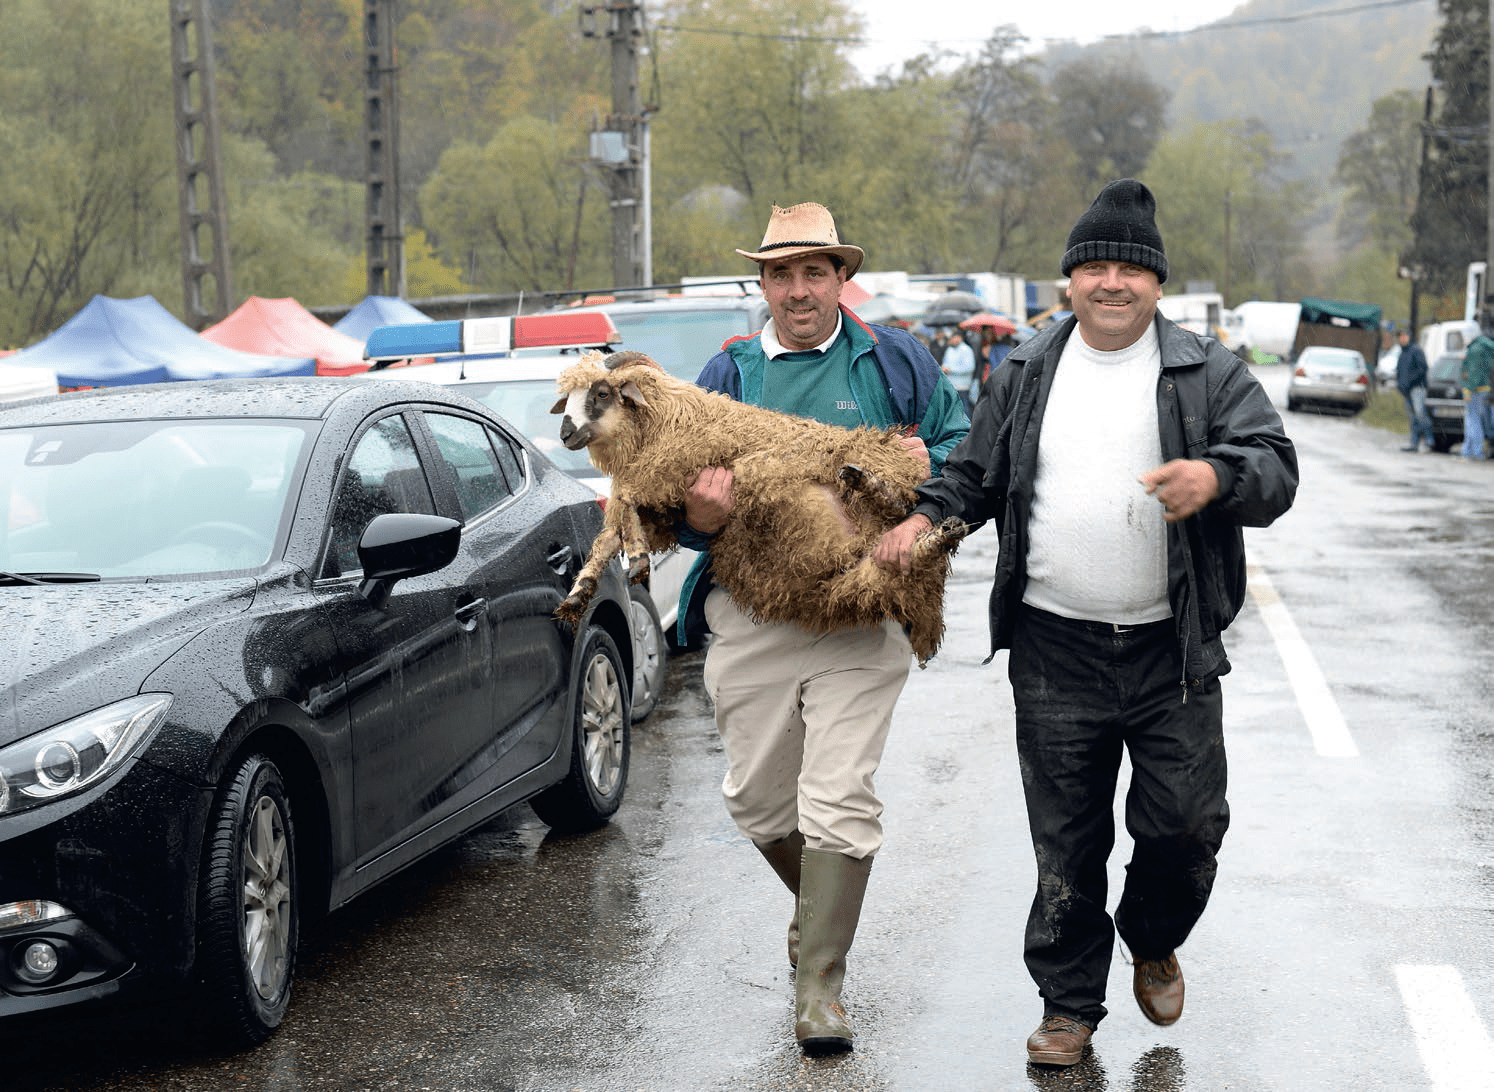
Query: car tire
xmin=531 ymin=626 xmax=630 ymax=833
xmin=1286 ymin=398 xmax=1300 ymax=412
xmin=196 ymin=753 xmax=298 ymax=1047
xmin=628 ymin=584 xmax=668 ymax=723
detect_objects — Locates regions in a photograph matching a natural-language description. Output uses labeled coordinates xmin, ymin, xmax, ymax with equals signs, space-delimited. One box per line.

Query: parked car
xmin=1286 ymin=345 xmax=1371 ymax=414
xmin=364 ymin=312 xmax=691 ymax=721
xmin=1424 ymin=350 xmax=1469 ymax=452
xmin=546 ymin=292 xmax=770 ymax=382
xmin=0 ymin=377 xmax=634 ymax=1045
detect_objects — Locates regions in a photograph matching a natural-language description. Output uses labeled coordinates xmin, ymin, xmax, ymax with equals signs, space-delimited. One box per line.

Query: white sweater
xmin=1022 ymin=324 xmax=1171 ymax=625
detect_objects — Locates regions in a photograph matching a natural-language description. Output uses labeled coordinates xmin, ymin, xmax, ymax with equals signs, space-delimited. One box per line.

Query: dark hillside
xmin=1039 ymin=0 xmax=1437 ymax=185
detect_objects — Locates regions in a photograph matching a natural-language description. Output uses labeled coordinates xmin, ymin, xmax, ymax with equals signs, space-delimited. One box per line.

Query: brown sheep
xmin=549 ymin=349 xmax=967 ymax=666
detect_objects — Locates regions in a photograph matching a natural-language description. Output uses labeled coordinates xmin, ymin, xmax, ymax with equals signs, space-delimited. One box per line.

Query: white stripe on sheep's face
xmin=552 ymin=375 xmax=649 ymax=451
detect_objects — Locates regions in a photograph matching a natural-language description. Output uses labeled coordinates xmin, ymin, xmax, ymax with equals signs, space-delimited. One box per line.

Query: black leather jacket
xmin=910 ymin=314 xmax=1299 ymax=685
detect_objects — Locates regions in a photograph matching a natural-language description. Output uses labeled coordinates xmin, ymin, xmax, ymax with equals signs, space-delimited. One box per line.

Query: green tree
xmin=1143 ymin=120 xmax=1312 ymax=304
xmin=1408 ymin=0 xmax=1488 ymax=300
xmin=944 ymin=31 xmax=1083 ymax=278
xmin=0 ymin=0 xmax=179 ymax=344
xmin=1049 ymin=57 xmax=1169 ymax=192
xmin=420 ymin=116 xmax=610 ymax=292
xmin=1336 ymin=89 xmax=1423 ymax=253
xmin=651 ymin=0 xmax=864 ymax=204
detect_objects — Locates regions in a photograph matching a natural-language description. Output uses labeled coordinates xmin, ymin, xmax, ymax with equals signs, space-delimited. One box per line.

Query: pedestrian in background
xmin=873 ymin=179 xmax=1298 ymax=1068
xmin=1395 ymin=327 xmax=1434 ymax=453
xmin=941 ymin=328 xmax=976 ymax=411
xmin=1459 ymin=324 xmax=1494 ymax=460
xmin=675 ymin=202 xmax=969 ymax=1054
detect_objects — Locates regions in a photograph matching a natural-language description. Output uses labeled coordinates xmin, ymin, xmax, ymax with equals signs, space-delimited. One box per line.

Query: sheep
xmin=549 ymin=349 xmax=967 ymax=666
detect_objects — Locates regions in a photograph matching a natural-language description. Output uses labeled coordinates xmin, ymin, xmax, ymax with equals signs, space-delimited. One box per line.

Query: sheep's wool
xmin=1022 ymin=324 xmax=1170 ymax=625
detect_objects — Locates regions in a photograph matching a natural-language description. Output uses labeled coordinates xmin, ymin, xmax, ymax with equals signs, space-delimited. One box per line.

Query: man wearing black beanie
xmin=874 ymin=179 xmax=1299 ymax=1067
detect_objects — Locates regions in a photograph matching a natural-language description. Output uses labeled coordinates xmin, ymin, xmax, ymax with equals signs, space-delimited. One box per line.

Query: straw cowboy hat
xmin=736 ymin=203 xmax=865 ymax=280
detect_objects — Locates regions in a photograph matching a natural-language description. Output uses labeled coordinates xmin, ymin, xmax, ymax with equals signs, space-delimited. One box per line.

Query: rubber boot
xmin=794 ymin=848 xmax=873 ymax=1054
xmin=753 ymin=831 xmax=804 ymax=967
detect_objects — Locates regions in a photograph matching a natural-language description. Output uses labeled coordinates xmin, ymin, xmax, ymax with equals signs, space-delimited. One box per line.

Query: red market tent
xmin=203 ymin=296 xmax=370 ymax=376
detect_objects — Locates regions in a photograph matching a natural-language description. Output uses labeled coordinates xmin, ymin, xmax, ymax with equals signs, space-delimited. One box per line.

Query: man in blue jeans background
xmin=1395 ymin=328 xmax=1433 ymax=452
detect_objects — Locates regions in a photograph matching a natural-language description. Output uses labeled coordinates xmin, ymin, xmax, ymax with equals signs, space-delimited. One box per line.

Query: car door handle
xmin=454 ymin=597 xmax=488 ymax=629
xmin=547 ymin=545 xmax=573 ymax=575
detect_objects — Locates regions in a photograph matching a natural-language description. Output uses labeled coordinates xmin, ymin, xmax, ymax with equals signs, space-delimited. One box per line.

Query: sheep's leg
xmin=556 ymin=524 xmax=624 ymax=628
xmin=613 ymin=493 xmax=652 ymax=585
xmin=837 ymin=463 xmax=914 ymax=523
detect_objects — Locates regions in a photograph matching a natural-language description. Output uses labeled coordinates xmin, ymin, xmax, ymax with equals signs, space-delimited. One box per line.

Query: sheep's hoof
xmin=626 ymin=554 xmax=651 ymax=585
xmin=554 ymin=579 xmax=598 ymax=627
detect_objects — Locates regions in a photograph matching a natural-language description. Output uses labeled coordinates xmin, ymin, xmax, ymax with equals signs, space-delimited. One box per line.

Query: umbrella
xmin=926 ymin=290 xmax=986 ymax=312
xmin=959 ymin=313 xmax=1017 ymax=336
xmin=921 ymin=309 xmax=972 ymax=328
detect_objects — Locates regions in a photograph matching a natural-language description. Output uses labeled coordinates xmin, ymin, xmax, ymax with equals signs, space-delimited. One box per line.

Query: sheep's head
xmin=552 ymin=350 xmax=663 ymax=452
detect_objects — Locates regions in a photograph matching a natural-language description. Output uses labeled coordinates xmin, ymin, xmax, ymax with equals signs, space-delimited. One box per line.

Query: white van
xmin=1419 ymin=319 xmax=1480 ymax=362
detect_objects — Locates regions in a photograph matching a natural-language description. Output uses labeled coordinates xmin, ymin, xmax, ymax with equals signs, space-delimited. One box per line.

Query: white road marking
xmin=1245 ymin=564 xmax=1359 ymax=757
xmin=1395 ymin=964 xmax=1494 ymax=1091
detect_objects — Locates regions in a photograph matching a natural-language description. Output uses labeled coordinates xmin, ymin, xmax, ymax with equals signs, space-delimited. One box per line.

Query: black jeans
xmin=1009 ymin=605 xmax=1229 ymax=1028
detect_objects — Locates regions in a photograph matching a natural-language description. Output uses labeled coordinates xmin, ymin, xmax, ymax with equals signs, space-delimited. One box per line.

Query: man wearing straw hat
xmin=673 ymin=202 xmax=969 ymax=1053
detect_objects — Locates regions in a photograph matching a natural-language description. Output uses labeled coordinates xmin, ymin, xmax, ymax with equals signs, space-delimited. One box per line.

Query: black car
xmin=1424 ymin=350 xmax=1467 ymax=452
xmin=0 ymin=377 xmax=634 ymax=1045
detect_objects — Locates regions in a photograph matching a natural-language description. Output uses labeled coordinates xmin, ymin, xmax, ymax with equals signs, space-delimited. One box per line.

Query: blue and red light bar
xmin=364 ymin=311 xmax=622 ymax=362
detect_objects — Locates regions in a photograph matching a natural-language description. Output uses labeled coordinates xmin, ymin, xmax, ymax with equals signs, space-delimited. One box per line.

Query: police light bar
xmin=363 ymin=311 xmax=622 ymax=362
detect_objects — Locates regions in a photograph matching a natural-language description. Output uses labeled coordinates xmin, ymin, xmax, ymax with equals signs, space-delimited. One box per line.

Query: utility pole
xmin=1486 ymin=0 xmax=1494 ymax=327
xmin=582 ymin=1 xmax=650 ymax=288
xmin=365 ymin=0 xmax=404 ymax=298
xmin=169 ymin=0 xmax=233 ymax=330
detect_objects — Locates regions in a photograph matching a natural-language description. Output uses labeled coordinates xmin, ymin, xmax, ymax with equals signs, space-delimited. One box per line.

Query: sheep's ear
xmin=618 ymin=380 xmax=649 ymax=408
xmin=550 ymin=395 xmax=569 ymax=414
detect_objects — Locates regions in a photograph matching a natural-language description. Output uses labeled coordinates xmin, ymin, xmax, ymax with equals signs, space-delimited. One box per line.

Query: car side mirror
xmin=357 ymin=512 xmax=462 ymax=610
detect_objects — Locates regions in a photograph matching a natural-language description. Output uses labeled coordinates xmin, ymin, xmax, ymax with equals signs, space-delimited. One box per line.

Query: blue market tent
xmin=333 ymin=295 xmax=432 ymax=341
xmin=4 ymin=295 xmax=314 ymax=387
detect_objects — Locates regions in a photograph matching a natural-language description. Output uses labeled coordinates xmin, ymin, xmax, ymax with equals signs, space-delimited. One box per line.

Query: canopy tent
xmin=204 ymin=296 xmax=368 ymax=376
xmin=333 ymin=295 xmax=433 ymax=341
xmin=2 ymin=295 xmax=314 ymax=387
xmin=0 ymin=360 xmax=58 ymax=404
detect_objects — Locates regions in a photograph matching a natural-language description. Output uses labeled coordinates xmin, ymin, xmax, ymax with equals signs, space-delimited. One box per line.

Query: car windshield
xmin=610 ymin=310 xmax=753 ymax=381
xmin=452 ymin=379 xmax=602 ymax=482
xmin=0 ymin=419 xmax=312 ymax=578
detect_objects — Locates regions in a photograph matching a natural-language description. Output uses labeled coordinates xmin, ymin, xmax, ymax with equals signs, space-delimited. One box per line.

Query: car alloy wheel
xmin=197 ymin=753 xmax=298 ymax=1046
xmin=628 ymin=584 xmax=667 ymax=723
xmin=530 ymin=626 xmax=630 ymax=832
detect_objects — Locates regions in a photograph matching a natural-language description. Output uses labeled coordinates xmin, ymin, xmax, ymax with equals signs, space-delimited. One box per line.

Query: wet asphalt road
xmin=6 ymin=364 xmax=1493 ymax=1091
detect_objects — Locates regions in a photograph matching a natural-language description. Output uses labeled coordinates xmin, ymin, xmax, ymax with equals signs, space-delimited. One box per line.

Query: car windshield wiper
xmin=0 ymin=570 xmax=102 ymax=586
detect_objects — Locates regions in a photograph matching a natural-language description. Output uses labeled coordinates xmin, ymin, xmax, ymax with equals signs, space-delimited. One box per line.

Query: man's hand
xmin=685 ymin=466 xmax=734 ymax=534
xmin=873 ymin=513 xmax=934 ymax=574
xmin=897 ymin=433 xmax=931 ymax=478
xmin=1139 ymin=459 xmax=1219 ymax=523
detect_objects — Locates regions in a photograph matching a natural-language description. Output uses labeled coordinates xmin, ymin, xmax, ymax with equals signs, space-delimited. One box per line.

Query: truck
xmin=1230 ymin=301 xmax=1301 ymax=360
xmin=1293 ymin=297 xmax=1382 ymax=378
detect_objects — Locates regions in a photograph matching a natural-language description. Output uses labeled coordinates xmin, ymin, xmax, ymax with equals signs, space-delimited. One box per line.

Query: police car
xmin=363 ymin=311 xmax=696 ymax=722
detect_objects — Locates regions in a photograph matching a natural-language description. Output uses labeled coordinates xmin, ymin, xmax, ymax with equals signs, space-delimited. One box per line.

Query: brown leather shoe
xmin=1133 ymin=952 xmax=1184 ymax=1025
xmin=1026 ymin=1014 xmax=1092 ymax=1067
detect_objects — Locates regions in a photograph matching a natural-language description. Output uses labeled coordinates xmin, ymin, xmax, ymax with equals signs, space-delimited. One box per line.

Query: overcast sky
xmin=847 ymin=0 xmax=1245 ymax=76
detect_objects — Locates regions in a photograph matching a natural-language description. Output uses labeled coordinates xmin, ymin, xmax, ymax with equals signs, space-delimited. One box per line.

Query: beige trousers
xmin=701 ymin=588 xmax=913 ymax=859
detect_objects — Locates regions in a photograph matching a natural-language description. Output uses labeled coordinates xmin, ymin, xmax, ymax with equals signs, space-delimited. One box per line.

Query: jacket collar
xmin=1007 ymin=313 xmax=1206 ymax=371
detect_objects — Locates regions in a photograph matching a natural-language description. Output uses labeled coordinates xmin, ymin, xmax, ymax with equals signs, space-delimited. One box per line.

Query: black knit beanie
xmin=1060 ymin=179 xmax=1168 ymax=284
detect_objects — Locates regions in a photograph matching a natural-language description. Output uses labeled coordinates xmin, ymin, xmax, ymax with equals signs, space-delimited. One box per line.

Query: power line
xmin=654 ymin=0 xmax=1437 ymax=55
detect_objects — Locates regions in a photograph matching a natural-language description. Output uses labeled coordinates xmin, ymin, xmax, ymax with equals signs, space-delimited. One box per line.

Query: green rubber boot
xmin=794 ymin=848 xmax=873 ymax=1054
xmin=753 ymin=831 xmax=804 ymax=967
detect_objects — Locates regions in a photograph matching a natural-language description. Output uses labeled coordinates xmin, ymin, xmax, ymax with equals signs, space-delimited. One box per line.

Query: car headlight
xmin=0 ymin=694 xmax=172 ymax=817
